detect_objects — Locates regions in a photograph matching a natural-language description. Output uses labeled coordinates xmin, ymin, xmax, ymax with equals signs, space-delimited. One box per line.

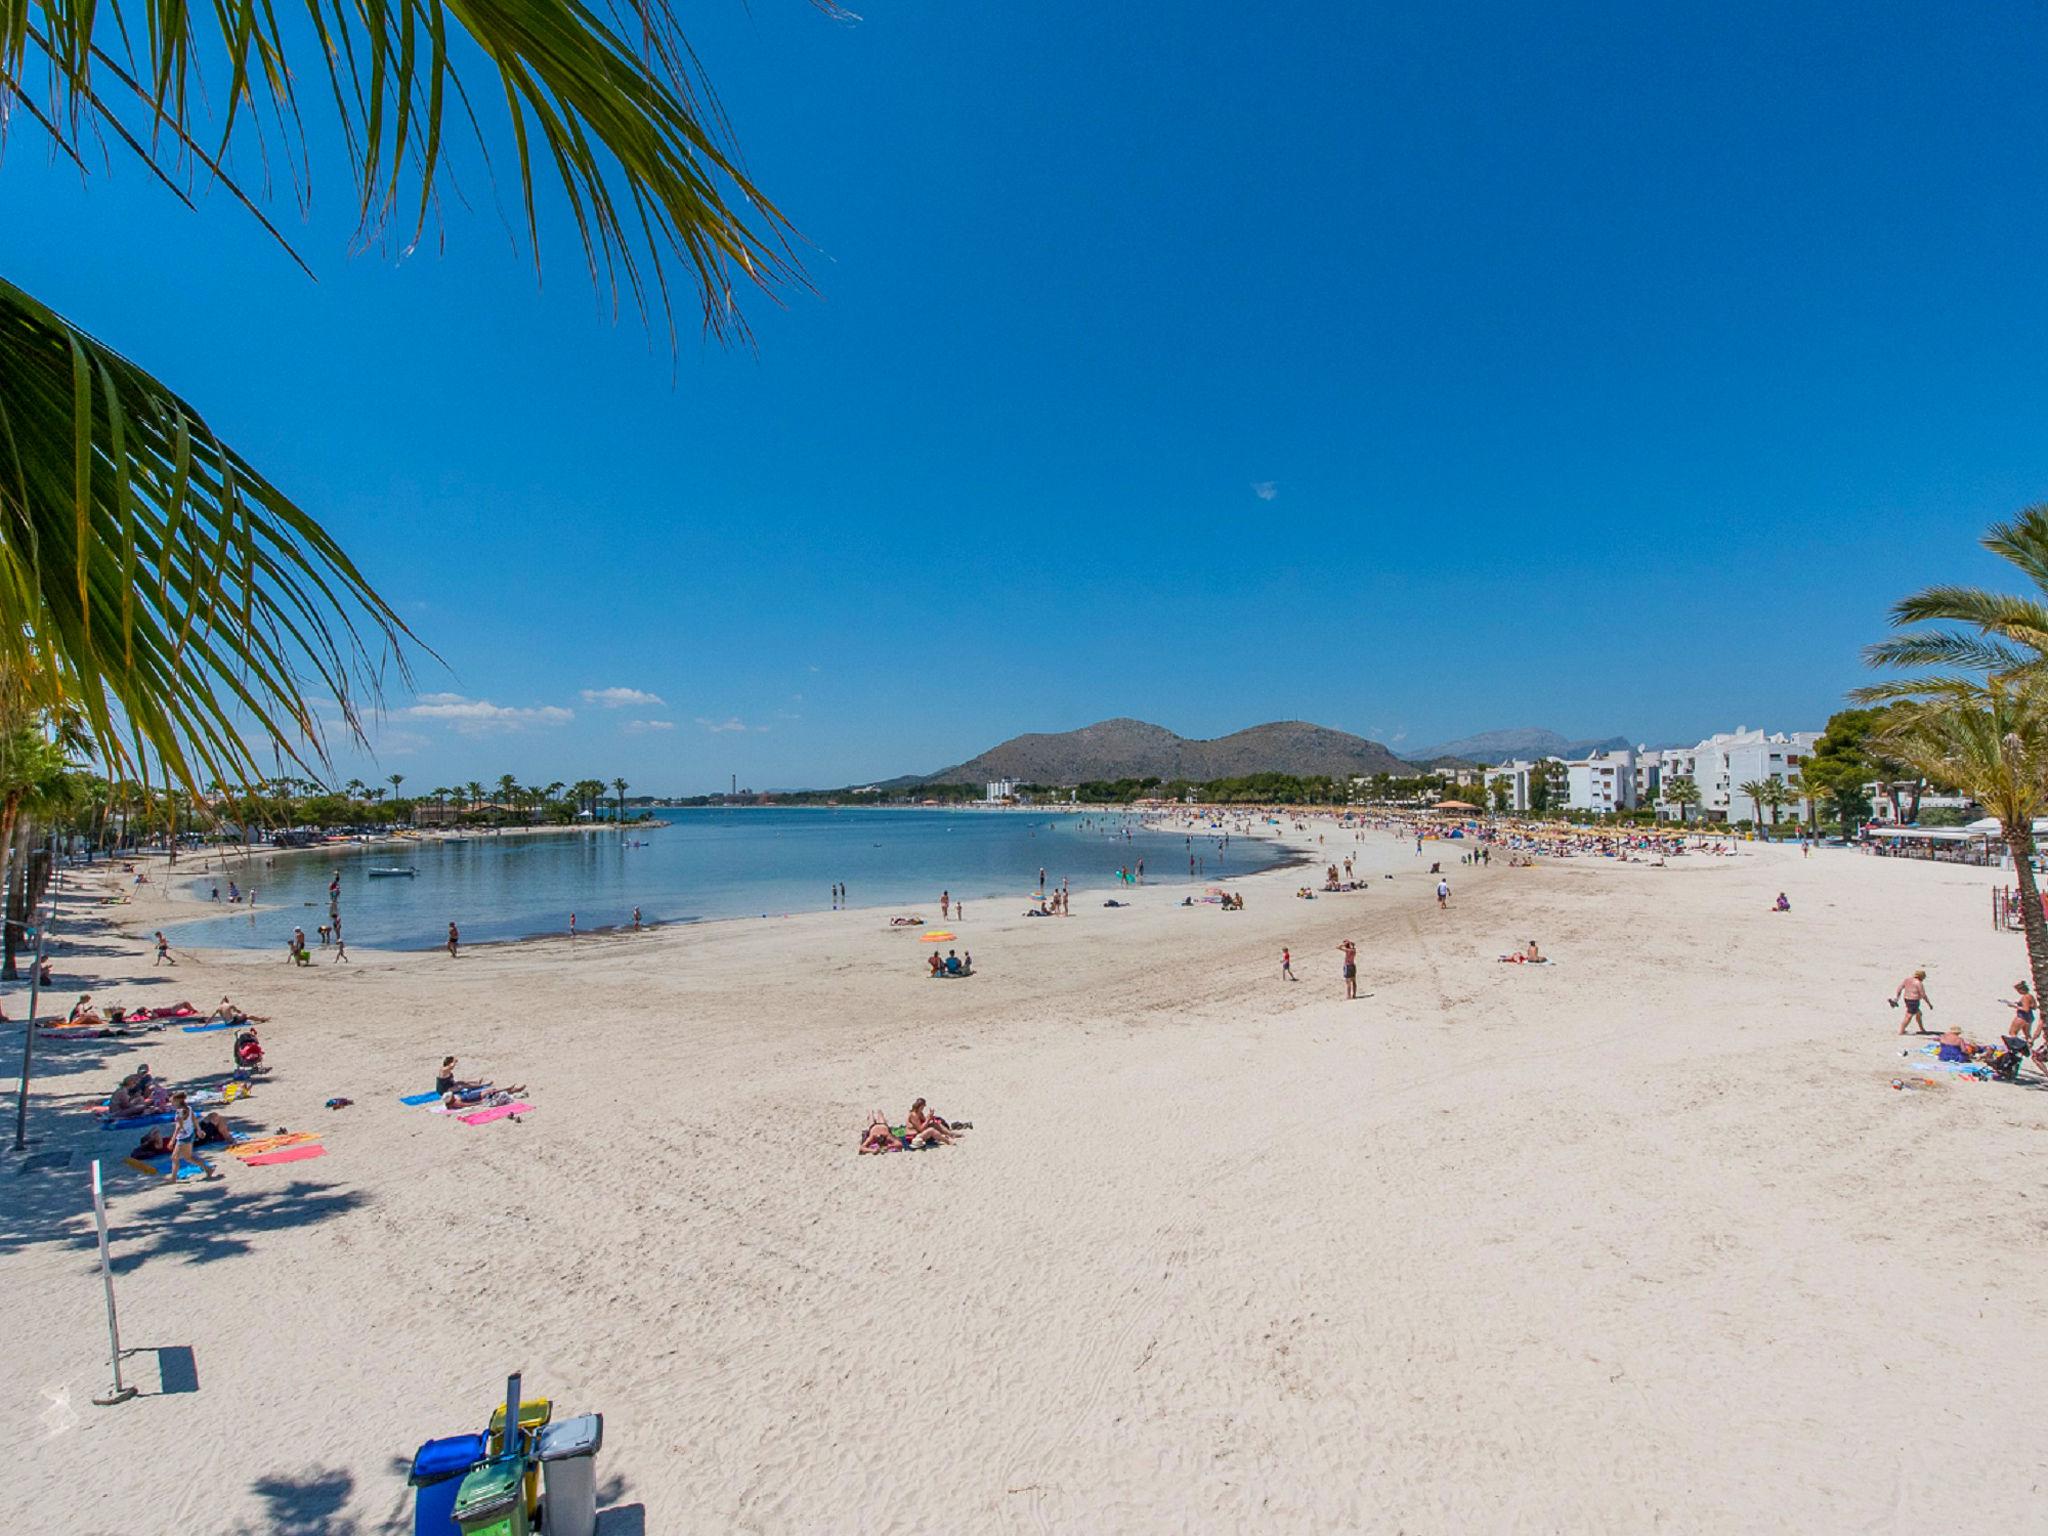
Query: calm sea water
xmin=164 ymin=807 xmax=1276 ymax=950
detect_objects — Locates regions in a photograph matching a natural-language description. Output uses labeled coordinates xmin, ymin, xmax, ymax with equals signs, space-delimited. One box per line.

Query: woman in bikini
xmin=2006 ymin=981 xmax=2038 ymax=1049
xmin=906 ymin=1098 xmax=960 ymax=1145
xmin=859 ymin=1111 xmax=900 ymax=1154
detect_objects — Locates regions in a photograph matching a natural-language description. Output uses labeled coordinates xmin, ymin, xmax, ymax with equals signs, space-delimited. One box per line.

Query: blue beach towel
xmin=181 ymin=1021 xmax=234 ymax=1033
xmin=102 ymin=1112 xmax=176 ymax=1130
xmin=399 ymin=1092 xmax=442 ymax=1106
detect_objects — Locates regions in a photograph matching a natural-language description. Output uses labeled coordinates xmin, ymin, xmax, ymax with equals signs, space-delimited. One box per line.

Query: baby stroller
xmin=1982 ymin=1037 xmax=2032 ymax=1083
xmin=233 ymin=1027 xmax=266 ymax=1077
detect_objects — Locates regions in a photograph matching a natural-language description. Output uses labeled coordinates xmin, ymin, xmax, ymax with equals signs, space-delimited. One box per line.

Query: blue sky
xmin=8 ymin=2 xmax=2048 ymax=790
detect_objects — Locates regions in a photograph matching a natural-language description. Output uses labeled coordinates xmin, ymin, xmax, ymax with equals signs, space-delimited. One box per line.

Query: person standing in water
xmin=633 ymin=907 xmax=642 ymax=932
xmin=447 ymin=922 xmax=460 ymax=958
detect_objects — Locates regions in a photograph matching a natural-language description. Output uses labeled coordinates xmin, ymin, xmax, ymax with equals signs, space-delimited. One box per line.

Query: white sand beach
xmin=7 ymin=824 xmax=2046 ymax=1533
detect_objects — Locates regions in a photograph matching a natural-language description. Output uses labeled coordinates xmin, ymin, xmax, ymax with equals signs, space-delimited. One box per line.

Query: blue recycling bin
xmin=409 ymin=1432 xmax=489 ymax=1536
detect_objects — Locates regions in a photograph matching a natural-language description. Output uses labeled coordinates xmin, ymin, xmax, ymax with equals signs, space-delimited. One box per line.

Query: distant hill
xmin=1406 ymin=727 xmax=1631 ymax=765
xmin=919 ymin=718 xmax=1413 ymax=785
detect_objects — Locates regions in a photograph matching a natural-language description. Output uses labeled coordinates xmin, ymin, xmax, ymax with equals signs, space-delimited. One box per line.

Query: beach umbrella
xmin=923 ymin=931 xmax=956 ymax=942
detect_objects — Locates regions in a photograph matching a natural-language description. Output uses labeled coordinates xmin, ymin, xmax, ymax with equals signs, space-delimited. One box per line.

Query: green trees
xmin=1758 ymin=777 xmax=1796 ymax=834
xmin=1663 ymin=776 xmax=1702 ymax=824
xmin=1737 ymin=778 xmax=1770 ymax=833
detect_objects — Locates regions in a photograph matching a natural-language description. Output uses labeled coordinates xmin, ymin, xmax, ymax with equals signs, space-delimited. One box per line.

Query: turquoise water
xmin=164 ymin=807 xmax=1275 ymax=949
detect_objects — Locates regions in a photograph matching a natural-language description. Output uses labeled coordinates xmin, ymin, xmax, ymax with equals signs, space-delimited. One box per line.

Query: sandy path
xmin=5 ymin=828 xmax=2044 ymax=1533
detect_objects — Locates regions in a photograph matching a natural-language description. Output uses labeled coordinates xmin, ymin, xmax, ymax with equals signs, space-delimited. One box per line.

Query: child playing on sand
xmin=1281 ymin=947 xmax=1295 ymax=981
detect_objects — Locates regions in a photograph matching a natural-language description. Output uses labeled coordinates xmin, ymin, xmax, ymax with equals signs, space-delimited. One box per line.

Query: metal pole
xmin=13 ymin=835 xmax=55 ymax=1152
xmin=89 ymin=1160 xmax=136 ymax=1405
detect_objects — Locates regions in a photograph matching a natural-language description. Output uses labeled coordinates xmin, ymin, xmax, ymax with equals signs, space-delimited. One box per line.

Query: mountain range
xmin=1404 ymin=727 xmax=1632 ymax=765
xmin=910 ymin=718 xmax=1414 ymax=786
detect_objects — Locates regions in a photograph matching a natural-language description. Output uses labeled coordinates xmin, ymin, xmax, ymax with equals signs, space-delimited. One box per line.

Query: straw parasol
xmin=1433 ymin=799 xmax=1480 ymax=811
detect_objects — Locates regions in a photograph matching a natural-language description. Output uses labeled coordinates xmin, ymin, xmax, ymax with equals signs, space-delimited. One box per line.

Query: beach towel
xmin=458 ymin=1102 xmax=532 ymax=1126
xmin=226 ymin=1133 xmax=320 ymax=1158
xmin=102 ymin=1112 xmax=175 ymax=1130
xmin=181 ymin=1021 xmax=235 ymax=1033
xmin=242 ymin=1145 xmax=326 ymax=1167
xmin=399 ymin=1091 xmax=443 ymax=1106
xmin=123 ymin=1156 xmax=210 ymax=1179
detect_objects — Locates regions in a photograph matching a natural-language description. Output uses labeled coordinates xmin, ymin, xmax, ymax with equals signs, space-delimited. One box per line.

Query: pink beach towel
xmin=242 ymin=1145 xmax=327 ymax=1167
xmin=458 ymin=1102 xmax=533 ymax=1126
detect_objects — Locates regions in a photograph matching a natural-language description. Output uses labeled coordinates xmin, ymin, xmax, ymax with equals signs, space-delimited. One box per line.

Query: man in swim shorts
xmin=1892 ymin=969 xmax=1932 ymax=1035
xmin=1337 ymin=940 xmax=1357 ymax=1000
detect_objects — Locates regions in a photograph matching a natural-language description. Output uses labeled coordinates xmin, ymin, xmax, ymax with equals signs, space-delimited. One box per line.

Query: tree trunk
xmin=2008 ymin=824 xmax=2048 ymax=1009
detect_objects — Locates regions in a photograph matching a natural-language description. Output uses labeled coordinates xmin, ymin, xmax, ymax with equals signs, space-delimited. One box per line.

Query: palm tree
xmin=1663 ymin=776 xmax=1702 ymax=825
xmin=1758 ymin=777 xmax=1795 ymax=835
xmin=1859 ymin=677 xmax=2048 ymax=1004
xmin=466 ymin=781 xmax=486 ymax=817
xmin=614 ymin=777 xmax=631 ymax=825
xmin=1737 ymin=779 xmax=1770 ymax=834
xmin=388 ymin=773 xmax=406 ymax=800
xmin=495 ymin=775 xmax=519 ymax=818
xmin=2 ymin=1 xmax=809 ymax=795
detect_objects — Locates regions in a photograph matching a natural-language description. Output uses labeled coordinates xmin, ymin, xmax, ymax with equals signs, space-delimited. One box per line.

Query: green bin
xmin=486 ymin=1397 xmax=551 ymax=1517
xmin=452 ymin=1460 xmax=529 ymax=1536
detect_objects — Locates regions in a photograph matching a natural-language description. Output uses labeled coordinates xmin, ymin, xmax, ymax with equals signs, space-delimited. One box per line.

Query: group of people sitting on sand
xmin=435 ymin=1055 xmax=527 ymax=1110
xmin=926 ymin=949 xmax=974 ymax=978
xmin=1025 ymin=891 xmax=1071 ymax=916
xmin=859 ymin=1097 xmax=972 ymax=1153
xmin=1496 ymin=940 xmax=1548 ymax=964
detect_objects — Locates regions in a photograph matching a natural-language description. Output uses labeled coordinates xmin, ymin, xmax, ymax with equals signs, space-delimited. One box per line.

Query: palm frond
xmin=1862 ymin=631 xmax=2037 ymax=676
xmin=1 ymin=0 xmax=832 ymax=340
xmin=1980 ymin=504 xmax=2048 ymax=596
xmin=1887 ymin=585 xmax=2048 ymax=647
xmin=0 ymin=275 xmax=417 ymax=790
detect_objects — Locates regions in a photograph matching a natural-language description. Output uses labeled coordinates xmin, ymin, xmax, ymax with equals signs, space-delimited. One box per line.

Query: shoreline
xmin=143 ymin=810 xmax=1299 ymax=956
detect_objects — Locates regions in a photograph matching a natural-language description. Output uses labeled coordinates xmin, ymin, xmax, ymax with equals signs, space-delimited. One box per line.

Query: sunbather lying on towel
xmin=889 ymin=916 xmax=925 ymax=927
xmin=442 ymin=1081 xmax=527 ymax=1110
xmin=131 ymin=1112 xmax=236 ymax=1157
xmin=859 ymin=1112 xmax=901 ymax=1154
xmin=1499 ymin=941 xmax=1547 ymax=964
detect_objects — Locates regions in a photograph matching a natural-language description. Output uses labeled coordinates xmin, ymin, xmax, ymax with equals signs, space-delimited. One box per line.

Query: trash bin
xmin=452 ymin=1459 xmax=530 ymax=1536
xmin=487 ymin=1397 xmax=551 ymax=1518
xmin=408 ymin=1433 xmax=488 ymax=1536
xmin=536 ymin=1414 xmax=604 ymax=1536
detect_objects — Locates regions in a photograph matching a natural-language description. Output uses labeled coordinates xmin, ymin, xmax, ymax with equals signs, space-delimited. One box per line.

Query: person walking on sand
xmin=941 ymin=890 xmax=950 ymax=920
xmin=1436 ymin=877 xmax=1451 ymax=910
xmin=332 ymin=931 xmax=349 ymax=963
xmin=1281 ymin=947 xmax=1296 ymax=981
xmin=1891 ymin=969 xmax=1932 ymax=1034
xmin=154 ymin=931 xmax=173 ymax=966
xmin=166 ymin=1092 xmax=217 ymax=1182
xmin=1337 ymin=940 xmax=1358 ymax=999
xmin=569 ymin=912 xmax=577 ymax=941
xmin=447 ymin=922 xmax=460 ymax=959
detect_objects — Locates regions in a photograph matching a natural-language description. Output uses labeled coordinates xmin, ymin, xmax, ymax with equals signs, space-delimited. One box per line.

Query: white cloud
xmin=581 ymin=686 xmax=666 ymax=710
xmin=403 ymin=694 xmax=575 ymax=736
xmin=695 ymin=716 xmax=766 ymax=734
xmin=623 ymin=719 xmax=677 ymax=734
xmin=1251 ymin=481 xmax=1278 ymax=501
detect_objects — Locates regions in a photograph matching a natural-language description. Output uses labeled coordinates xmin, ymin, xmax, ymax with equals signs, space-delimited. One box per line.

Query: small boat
xmin=367 ymin=867 xmax=417 ymax=878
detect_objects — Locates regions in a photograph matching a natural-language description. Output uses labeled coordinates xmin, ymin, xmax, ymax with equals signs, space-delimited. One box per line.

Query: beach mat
xmin=181 ymin=1021 xmax=234 ymax=1033
xmin=458 ymin=1102 xmax=532 ymax=1126
xmin=242 ymin=1145 xmax=326 ymax=1167
xmin=399 ymin=1091 xmax=442 ymax=1106
xmin=226 ymin=1133 xmax=320 ymax=1158
xmin=123 ymin=1157 xmax=211 ymax=1180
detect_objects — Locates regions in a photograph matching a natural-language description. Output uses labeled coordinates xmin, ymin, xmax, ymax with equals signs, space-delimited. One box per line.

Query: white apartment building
xmin=1565 ymin=746 xmax=1637 ymax=813
xmin=1655 ymin=727 xmax=1819 ymax=821
xmin=985 ymin=779 xmax=1016 ymax=803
